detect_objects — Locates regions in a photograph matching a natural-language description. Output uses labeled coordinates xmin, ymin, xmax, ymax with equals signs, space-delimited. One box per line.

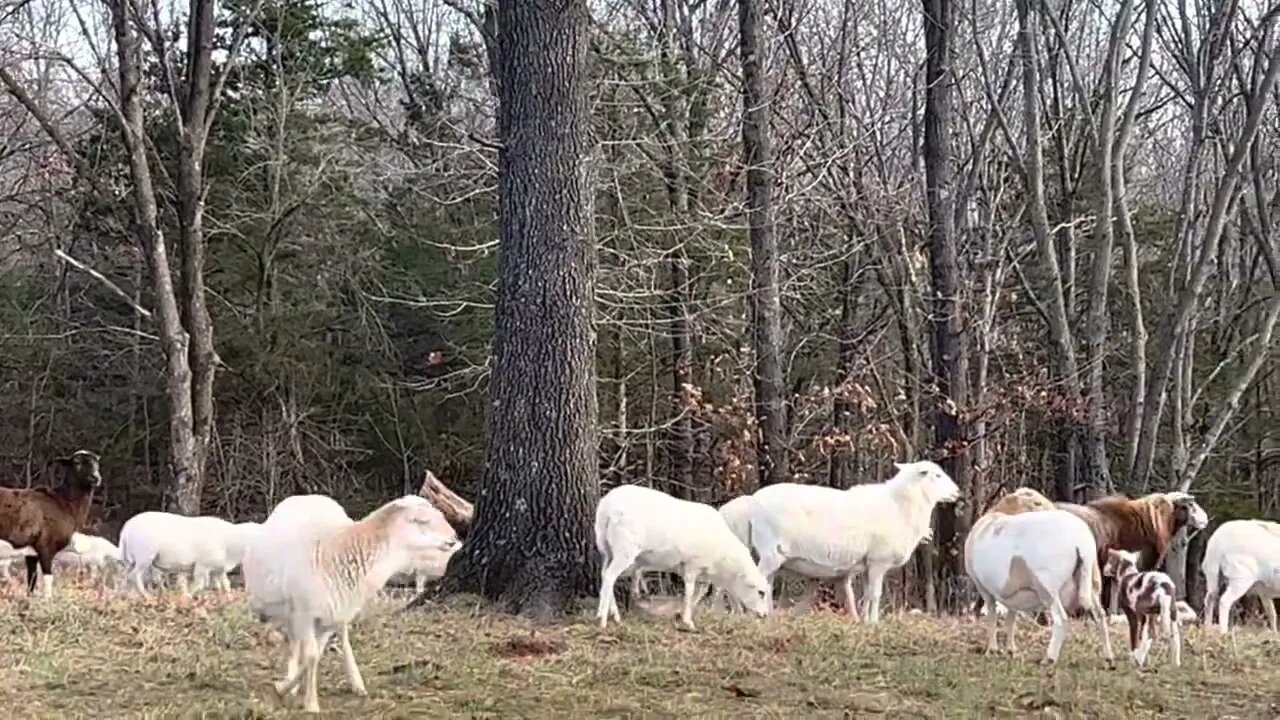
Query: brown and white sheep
xmin=0 ymin=450 xmax=102 ymax=596
xmin=1104 ymin=548 xmax=1181 ymax=668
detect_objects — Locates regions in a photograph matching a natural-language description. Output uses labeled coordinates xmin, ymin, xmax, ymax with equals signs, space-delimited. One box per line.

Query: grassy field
xmin=1 ymin=584 xmax=1278 ymax=719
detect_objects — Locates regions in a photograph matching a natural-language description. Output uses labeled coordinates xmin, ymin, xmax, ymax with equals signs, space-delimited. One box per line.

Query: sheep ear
xmin=54 ymin=456 xmax=72 ymax=467
xmin=893 ymin=462 xmax=907 ymax=472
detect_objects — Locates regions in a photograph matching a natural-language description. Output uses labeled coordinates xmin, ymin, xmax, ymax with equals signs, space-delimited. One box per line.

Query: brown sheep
xmin=0 ymin=450 xmax=102 ymax=596
xmin=1055 ymin=491 xmax=1208 ymax=613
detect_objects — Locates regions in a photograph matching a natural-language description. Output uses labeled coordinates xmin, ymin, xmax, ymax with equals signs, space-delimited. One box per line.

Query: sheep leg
xmin=24 ymin=555 xmax=38 ymax=594
xmin=1133 ymin=616 xmax=1151 ymax=668
xmin=840 ymin=574 xmax=860 ymax=620
xmin=1216 ymin=577 xmax=1252 ymax=634
xmin=415 ymin=571 xmax=426 ymax=595
xmin=1003 ymin=607 xmax=1019 ymax=656
xmin=630 ymin=571 xmax=645 ymax=599
xmin=274 ymin=638 xmax=303 ymax=697
xmin=1260 ymin=595 xmax=1277 ymax=633
xmin=338 ymin=624 xmax=368 ymax=696
xmin=301 ymin=630 xmax=323 ymax=713
xmin=597 ymin=552 xmax=632 ymax=630
xmin=980 ymin=593 xmax=1001 ymax=654
xmin=1088 ymin=593 xmax=1114 ymax=664
xmin=1027 ymin=571 xmax=1068 ymax=665
xmin=36 ymin=554 xmax=54 ymax=598
xmin=678 ymin=571 xmax=705 ymax=631
xmin=128 ymin=565 xmax=152 ymax=598
xmin=1169 ymin=614 xmax=1182 ymax=667
xmin=860 ymin=562 xmax=890 ymax=624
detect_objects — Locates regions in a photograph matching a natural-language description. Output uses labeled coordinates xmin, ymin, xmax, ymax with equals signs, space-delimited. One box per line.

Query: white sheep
xmin=1201 ymin=519 xmax=1280 ymax=633
xmin=966 ymin=488 xmax=1113 ymax=665
xmin=594 ymin=484 xmax=771 ymax=631
xmin=243 ymin=494 xmax=459 ymax=714
xmin=118 ymin=512 xmax=260 ymax=596
xmin=747 ymin=461 xmax=960 ymax=622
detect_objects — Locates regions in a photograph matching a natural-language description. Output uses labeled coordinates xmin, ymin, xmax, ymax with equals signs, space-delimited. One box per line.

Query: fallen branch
xmin=419 ymin=470 xmax=473 ymax=539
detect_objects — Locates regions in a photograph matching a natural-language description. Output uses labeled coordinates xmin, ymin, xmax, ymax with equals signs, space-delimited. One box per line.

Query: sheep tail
xmin=1074 ymin=544 xmax=1102 ymax=615
xmin=593 ymin=509 xmax=611 ymax=566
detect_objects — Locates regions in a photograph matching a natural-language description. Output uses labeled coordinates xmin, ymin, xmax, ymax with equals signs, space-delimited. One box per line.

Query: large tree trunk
xmin=432 ymin=0 xmax=599 ymax=618
xmin=740 ymin=0 xmax=788 ymax=487
xmin=921 ymin=0 xmax=968 ymax=606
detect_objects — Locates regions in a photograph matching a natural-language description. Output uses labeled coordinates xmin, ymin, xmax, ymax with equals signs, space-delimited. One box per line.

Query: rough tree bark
xmin=428 ymin=0 xmax=599 ymax=618
xmin=740 ymin=0 xmax=788 ymax=487
xmin=921 ymin=0 xmax=968 ymax=603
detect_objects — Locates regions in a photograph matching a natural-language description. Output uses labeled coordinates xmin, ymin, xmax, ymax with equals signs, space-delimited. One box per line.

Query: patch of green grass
xmin=1 ymin=587 xmax=1278 ymax=718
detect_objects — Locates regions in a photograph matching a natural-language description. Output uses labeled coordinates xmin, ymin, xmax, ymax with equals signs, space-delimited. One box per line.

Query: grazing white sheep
xmin=118 ymin=512 xmax=260 ymax=596
xmin=243 ymin=494 xmax=459 ymax=714
xmin=52 ymin=533 xmax=123 ymax=584
xmin=594 ymin=485 xmax=771 ymax=631
xmin=746 ymin=461 xmax=959 ymax=623
xmin=966 ymin=488 xmax=1113 ymax=665
xmin=1104 ymin=549 xmax=1180 ymax=668
xmin=1201 ymin=519 xmax=1280 ymax=633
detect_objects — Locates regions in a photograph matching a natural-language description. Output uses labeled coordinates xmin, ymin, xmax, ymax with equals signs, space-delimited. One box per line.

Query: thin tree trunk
xmin=922 ymin=0 xmax=967 ymax=606
xmin=1015 ymin=0 xmax=1082 ymax=502
xmin=432 ymin=0 xmax=599 ymax=618
xmin=740 ymin=0 xmax=788 ymax=487
xmin=108 ymin=0 xmax=202 ymax=515
xmin=660 ymin=0 xmax=695 ymax=496
xmin=172 ymin=0 xmax=220 ymax=514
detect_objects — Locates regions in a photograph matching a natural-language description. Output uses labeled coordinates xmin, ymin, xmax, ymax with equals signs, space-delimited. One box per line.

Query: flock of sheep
xmin=595 ymin=460 xmax=1278 ymax=672
xmin=3 ymin=452 xmax=1280 ymax=713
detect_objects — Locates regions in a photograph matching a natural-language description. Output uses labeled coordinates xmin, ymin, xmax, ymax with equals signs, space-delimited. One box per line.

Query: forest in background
xmin=0 ymin=0 xmax=1276 ymax=609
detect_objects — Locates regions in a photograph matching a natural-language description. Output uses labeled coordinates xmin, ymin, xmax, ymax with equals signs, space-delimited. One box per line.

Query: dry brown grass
xmin=1 ymin=582 xmax=1278 ymax=718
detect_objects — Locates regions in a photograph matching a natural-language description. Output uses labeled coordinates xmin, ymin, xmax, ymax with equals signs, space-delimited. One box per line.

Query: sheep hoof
xmin=1038 ymin=657 xmax=1056 ymax=668
xmin=351 ymin=685 xmax=368 ymax=697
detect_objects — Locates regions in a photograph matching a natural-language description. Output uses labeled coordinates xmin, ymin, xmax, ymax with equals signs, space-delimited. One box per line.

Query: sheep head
xmin=380 ymin=496 xmax=462 ymax=557
xmin=58 ymin=450 xmax=102 ymax=491
xmin=1165 ymin=492 xmax=1209 ymax=534
xmin=893 ymin=460 xmax=960 ymax=505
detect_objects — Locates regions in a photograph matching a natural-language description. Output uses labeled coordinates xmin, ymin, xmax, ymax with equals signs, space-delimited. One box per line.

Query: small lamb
xmin=244 ymin=494 xmax=459 ymax=713
xmin=53 ymin=533 xmax=123 ymax=584
xmin=1105 ymin=548 xmax=1180 ymax=668
xmin=595 ymin=484 xmax=771 ymax=631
